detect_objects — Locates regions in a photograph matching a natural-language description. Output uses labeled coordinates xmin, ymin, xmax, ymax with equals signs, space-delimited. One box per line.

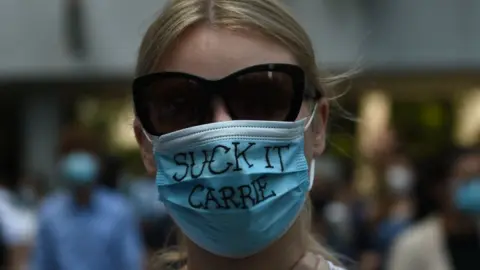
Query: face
xmin=445 ymin=153 xmax=480 ymax=212
xmin=134 ymin=24 xmax=329 ymax=175
xmin=451 ymin=153 xmax=480 ymax=183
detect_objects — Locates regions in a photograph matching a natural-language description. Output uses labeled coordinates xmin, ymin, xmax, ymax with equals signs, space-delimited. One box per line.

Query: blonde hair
xmin=135 ymin=0 xmax=344 ymax=269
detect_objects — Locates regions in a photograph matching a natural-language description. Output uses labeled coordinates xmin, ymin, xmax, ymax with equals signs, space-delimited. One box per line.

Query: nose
xmin=211 ymin=98 xmax=232 ymax=122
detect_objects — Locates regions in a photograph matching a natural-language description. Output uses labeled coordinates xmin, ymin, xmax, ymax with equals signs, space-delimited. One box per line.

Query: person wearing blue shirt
xmin=30 ymin=151 xmax=144 ymax=270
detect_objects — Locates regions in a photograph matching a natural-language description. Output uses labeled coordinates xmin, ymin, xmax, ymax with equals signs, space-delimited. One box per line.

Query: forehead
xmin=159 ymin=24 xmax=297 ymax=79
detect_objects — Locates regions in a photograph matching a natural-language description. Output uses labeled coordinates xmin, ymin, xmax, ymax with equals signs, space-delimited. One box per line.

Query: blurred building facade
xmin=1 ymin=0 xmax=479 ymax=187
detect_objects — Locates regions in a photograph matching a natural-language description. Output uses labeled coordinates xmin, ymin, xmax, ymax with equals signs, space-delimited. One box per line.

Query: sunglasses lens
xmin=224 ymin=71 xmax=294 ymax=121
xmin=142 ymin=78 xmax=210 ymax=134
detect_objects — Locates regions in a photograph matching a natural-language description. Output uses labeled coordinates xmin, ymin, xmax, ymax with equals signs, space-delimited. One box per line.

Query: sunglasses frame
xmin=132 ymin=63 xmax=321 ymax=136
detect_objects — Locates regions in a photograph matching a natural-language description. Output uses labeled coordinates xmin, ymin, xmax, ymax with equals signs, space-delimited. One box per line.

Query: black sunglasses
xmin=132 ymin=63 xmax=321 ymax=136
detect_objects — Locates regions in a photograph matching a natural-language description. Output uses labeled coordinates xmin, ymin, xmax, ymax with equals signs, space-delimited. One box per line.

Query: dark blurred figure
xmin=127 ymin=176 xmax=176 ymax=260
xmin=311 ymin=156 xmax=368 ymax=268
xmin=98 ymin=155 xmax=177 ymax=255
xmin=30 ymin=151 xmax=144 ymax=270
xmin=373 ymin=151 xmax=416 ymax=269
xmin=387 ymin=146 xmax=480 ymax=270
xmin=310 ymin=156 xmax=340 ymax=236
xmin=18 ymin=173 xmax=50 ymax=208
xmin=99 ymin=155 xmax=123 ymax=190
xmin=354 ymin=129 xmax=405 ymax=270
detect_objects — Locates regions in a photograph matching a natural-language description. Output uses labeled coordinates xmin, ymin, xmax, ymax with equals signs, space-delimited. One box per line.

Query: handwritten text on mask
xmin=169 ymin=142 xmax=292 ymax=210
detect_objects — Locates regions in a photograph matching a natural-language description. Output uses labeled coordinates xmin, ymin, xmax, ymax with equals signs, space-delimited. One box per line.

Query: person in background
xmin=313 ymin=157 xmax=352 ymax=258
xmin=310 ymin=156 xmax=342 ymax=244
xmin=0 ymin=174 xmax=36 ymax=270
xmin=374 ymin=153 xmax=416 ymax=269
xmin=18 ymin=173 xmax=49 ymax=208
xmin=387 ymin=146 xmax=480 ymax=270
xmin=127 ymin=176 xmax=176 ymax=260
xmin=30 ymin=151 xmax=144 ymax=270
xmin=314 ymin=156 xmax=373 ymax=268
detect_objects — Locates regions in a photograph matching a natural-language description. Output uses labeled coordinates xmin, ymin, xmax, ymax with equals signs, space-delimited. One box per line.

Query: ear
xmin=312 ymin=98 xmax=329 ymax=156
xmin=133 ymin=119 xmax=156 ymax=176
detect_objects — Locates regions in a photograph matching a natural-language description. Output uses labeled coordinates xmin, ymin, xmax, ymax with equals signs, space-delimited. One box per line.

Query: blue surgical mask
xmin=454 ymin=177 xmax=480 ymax=215
xmin=59 ymin=152 xmax=100 ymax=186
xmin=147 ymin=112 xmax=316 ymax=258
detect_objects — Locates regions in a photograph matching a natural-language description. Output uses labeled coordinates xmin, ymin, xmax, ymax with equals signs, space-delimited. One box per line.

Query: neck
xmin=187 ymin=220 xmax=306 ymax=270
xmin=73 ymin=187 xmax=93 ymax=207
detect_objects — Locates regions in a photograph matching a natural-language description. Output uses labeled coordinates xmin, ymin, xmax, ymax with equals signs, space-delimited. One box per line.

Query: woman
xmin=132 ymin=0 xmax=346 ymax=269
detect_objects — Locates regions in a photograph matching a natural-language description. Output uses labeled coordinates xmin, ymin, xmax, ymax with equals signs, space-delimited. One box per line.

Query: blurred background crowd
xmin=1 ymin=0 xmax=480 ymax=270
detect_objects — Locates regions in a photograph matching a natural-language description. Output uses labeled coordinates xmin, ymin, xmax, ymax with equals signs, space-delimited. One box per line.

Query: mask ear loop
xmin=142 ymin=128 xmax=153 ymax=143
xmin=304 ymin=104 xmax=318 ymax=190
xmin=304 ymin=104 xmax=318 ymax=131
xmin=309 ymin=158 xmax=316 ymax=190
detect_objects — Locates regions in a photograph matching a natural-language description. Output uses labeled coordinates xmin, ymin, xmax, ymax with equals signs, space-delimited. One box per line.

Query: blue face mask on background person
xmin=59 ymin=152 xmax=100 ymax=187
xmin=454 ymin=177 xmax=480 ymax=215
xmin=147 ymin=111 xmax=317 ymax=258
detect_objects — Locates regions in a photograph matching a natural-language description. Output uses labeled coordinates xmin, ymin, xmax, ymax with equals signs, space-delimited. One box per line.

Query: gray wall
xmin=0 ymin=0 xmax=162 ymax=79
xmin=362 ymin=0 xmax=480 ymax=70
xmin=1 ymin=0 xmax=479 ymax=79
